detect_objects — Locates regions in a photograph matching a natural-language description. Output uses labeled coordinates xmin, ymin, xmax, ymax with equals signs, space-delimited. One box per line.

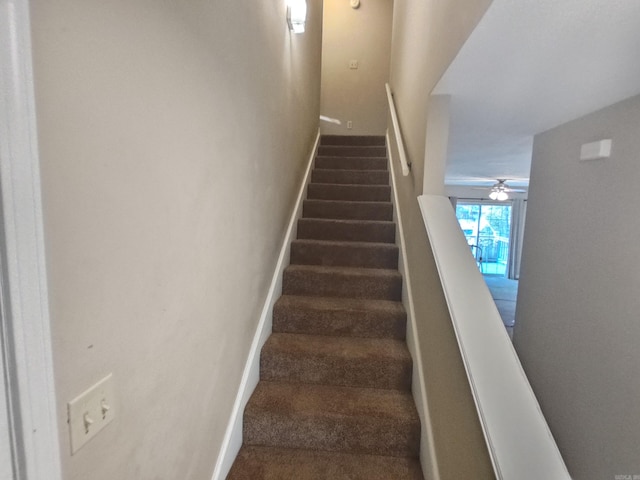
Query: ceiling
xmin=433 ymin=0 xmax=640 ymax=187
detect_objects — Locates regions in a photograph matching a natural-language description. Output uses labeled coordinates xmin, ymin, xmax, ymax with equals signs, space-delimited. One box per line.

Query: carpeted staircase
xmin=227 ymin=135 xmax=423 ymax=479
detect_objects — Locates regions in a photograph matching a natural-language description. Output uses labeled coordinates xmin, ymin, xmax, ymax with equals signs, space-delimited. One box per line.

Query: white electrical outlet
xmin=349 ymin=60 xmax=358 ymax=69
xmin=347 ymin=121 xmax=353 ymax=129
xmin=68 ymin=373 xmax=115 ymax=454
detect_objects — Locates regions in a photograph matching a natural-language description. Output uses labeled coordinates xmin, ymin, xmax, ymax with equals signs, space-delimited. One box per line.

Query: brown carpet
xmin=227 ymin=135 xmax=423 ymax=479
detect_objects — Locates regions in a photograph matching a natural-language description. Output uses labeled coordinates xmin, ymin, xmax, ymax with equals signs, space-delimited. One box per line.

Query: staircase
xmin=227 ymin=135 xmax=423 ymax=479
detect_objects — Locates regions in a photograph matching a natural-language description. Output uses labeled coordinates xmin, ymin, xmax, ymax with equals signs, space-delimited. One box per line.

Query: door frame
xmin=0 ymin=1 xmax=63 ymax=479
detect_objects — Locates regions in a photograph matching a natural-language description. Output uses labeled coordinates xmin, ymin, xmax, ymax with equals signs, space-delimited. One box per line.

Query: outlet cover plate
xmin=68 ymin=373 xmax=115 ymax=454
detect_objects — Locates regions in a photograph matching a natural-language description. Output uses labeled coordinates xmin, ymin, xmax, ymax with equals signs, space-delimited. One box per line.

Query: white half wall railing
xmin=418 ymin=194 xmax=571 ymax=480
xmin=385 ymin=83 xmax=410 ymax=176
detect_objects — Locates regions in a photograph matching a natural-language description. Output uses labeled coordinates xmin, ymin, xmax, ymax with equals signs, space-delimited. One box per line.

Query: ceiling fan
xmin=473 ymin=179 xmax=526 ymax=201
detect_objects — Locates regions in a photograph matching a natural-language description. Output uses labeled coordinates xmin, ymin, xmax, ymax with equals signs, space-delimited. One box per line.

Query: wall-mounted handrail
xmin=385 ymin=83 xmax=410 ymax=176
xmin=418 ymin=194 xmax=571 ymax=480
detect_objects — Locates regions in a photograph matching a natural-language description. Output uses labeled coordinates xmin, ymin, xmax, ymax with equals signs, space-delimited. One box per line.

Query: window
xmin=456 ymin=202 xmax=512 ymax=276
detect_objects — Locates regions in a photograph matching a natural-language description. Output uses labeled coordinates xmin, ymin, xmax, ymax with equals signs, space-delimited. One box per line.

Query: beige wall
xmin=387 ymin=0 xmax=495 ymax=477
xmin=390 ymin=0 xmax=491 ymax=195
xmin=388 ymin=126 xmax=494 ymax=480
xmin=30 ymin=1 xmax=322 ymax=479
xmin=320 ymin=0 xmax=393 ymax=135
xmin=514 ymin=94 xmax=640 ymax=480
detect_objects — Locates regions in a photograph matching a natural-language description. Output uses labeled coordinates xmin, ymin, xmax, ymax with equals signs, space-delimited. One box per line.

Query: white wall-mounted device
xmin=350 ymin=0 xmax=360 ymax=9
xmin=68 ymin=373 xmax=115 ymax=453
xmin=580 ymin=139 xmax=612 ymax=161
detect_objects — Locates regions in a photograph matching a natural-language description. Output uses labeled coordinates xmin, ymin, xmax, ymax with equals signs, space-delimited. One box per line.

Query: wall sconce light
xmin=287 ymin=0 xmax=307 ymax=34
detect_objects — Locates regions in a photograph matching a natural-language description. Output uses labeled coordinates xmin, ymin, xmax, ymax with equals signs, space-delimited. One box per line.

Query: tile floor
xmin=483 ymin=275 xmax=518 ymax=338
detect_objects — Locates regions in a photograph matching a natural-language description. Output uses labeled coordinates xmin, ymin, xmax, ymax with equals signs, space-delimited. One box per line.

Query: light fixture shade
xmin=489 ymin=191 xmax=498 ymax=200
xmin=496 ymin=191 xmax=508 ymax=201
xmin=287 ymin=0 xmax=307 ymax=33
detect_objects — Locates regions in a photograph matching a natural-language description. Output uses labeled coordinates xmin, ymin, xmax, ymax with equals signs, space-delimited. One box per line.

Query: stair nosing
xmin=284 ymin=263 xmax=401 ymax=276
xmin=291 ymin=238 xmax=399 ymax=249
xmin=316 ymin=155 xmax=389 ymax=160
xmin=276 ymin=293 xmax=405 ymax=307
xmin=265 ymin=332 xmax=411 ymax=355
xmin=312 ymin=168 xmax=389 ymax=173
xmin=308 ymin=182 xmax=391 ymax=188
xmin=298 ymin=217 xmax=395 ymax=226
xmin=304 ymin=199 xmax=393 ymax=206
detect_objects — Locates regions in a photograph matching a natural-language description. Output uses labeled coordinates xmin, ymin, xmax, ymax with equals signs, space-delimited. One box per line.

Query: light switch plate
xmin=68 ymin=373 xmax=115 ymax=454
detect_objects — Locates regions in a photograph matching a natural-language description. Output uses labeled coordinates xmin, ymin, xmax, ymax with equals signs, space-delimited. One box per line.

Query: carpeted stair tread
xmin=320 ymin=135 xmax=386 ymax=146
xmin=307 ymin=183 xmax=391 ymax=202
xmin=244 ymin=381 xmax=420 ymax=457
xmin=296 ymin=218 xmax=395 ymax=244
xmin=273 ymin=295 xmax=406 ymax=339
xmin=261 ymin=333 xmax=412 ymax=390
xmin=227 ymin=445 xmax=423 ymax=479
xmin=229 ymin=135 xmax=422 ymax=477
xmin=315 ymin=156 xmax=387 ymax=171
xmin=311 ymin=169 xmax=389 ymax=185
xmin=283 ymin=264 xmax=402 ymax=301
xmin=303 ymin=199 xmax=393 ymax=221
xmin=290 ymin=238 xmax=398 ymax=269
xmin=318 ymin=145 xmax=387 ymax=157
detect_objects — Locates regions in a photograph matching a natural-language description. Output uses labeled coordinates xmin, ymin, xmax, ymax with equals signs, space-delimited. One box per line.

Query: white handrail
xmin=418 ymin=194 xmax=571 ymax=480
xmin=385 ymin=83 xmax=410 ymax=176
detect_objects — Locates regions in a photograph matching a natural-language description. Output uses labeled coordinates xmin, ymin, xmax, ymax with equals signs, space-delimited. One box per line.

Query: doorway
xmin=455 ymin=202 xmax=512 ymax=276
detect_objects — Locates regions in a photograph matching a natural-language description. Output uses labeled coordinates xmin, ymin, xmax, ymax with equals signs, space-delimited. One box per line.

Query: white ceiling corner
xmin=435 ymin=0 xmax=640 ymax=187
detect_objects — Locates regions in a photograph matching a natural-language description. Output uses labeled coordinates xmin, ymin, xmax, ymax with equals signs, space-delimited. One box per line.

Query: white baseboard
xmin=211 ymin=129 xmax=320 ymax=480
xmin=386 ymin=130 xmax=440 ymax=480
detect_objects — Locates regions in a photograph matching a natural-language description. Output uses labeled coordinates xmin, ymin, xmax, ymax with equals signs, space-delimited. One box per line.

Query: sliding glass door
xmin=455 ymin=202 xmax=512 ymax=276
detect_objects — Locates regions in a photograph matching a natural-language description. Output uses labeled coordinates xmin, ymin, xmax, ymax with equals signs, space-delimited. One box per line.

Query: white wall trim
xmin=211 ymin=129 xmax=320 ymax=480
xmin=386 ymin=131 xmax=440 ymax=480
xmin=0 ymin=1 xmax=63 ymax=479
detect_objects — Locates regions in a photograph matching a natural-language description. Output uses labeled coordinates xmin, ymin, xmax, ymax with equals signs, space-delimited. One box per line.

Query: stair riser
xmin=228 ymin=446 xmax=423 ymax=480
xmin=318 ymin=145 xmax=387 ymax=157
xmin=273 ymin=303 xmax=406 ymax=339
xmin=283 ymin=269 xmax=402 ymax=301
xmin=315 ymin=157 xmax=387 ymax=170
xmin=297 ymin=219 xmax=395 ymax=244
xmin=312 ymin=170 xmax=389 ymax=185
xmin=303 ymin=200 xmax=393 ymax=221
xmin=261 ymin=350 xmax=411 ymax=390
xmin=244 ymin=412 xmax=419 ymax=457
xmin=290 ymin=242 xmax=398 ymax=269
xmin=320 ymin=135 xmax=386 ymax=146
xmin=307 ymin=184 xmax=390 ymax=202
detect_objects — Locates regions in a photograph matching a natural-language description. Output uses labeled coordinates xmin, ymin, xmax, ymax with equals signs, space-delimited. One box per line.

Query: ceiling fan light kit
xmin=470 ymin=179 xmax=526 ymax=200
xmin=487 ymin=179 xmax=526 ymax=201
xmin=489 ymin=189 xmax=509 ymax=201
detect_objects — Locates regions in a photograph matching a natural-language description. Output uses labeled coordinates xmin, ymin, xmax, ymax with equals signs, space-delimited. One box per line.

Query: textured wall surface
xmin=387 ymin=0 xmax=495 ymax=477
xmin=30 ymin=1 xmax=322 ymax=478
xmin=515 ymin=94 xmax=640 ymax=480
xmin=320 ymin=0 xmax=393 ymax=136
xmin=389 ymin=0 xmax=492 ymax=195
